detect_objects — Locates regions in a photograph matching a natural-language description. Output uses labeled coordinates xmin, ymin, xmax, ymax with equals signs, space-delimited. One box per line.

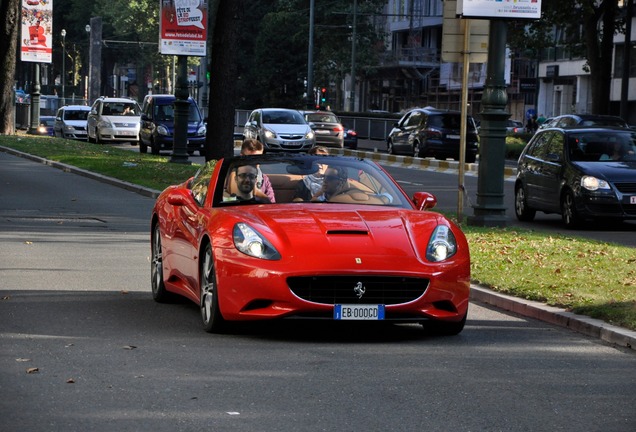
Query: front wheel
xmin=387 ymin=140 xmax=395 ymax=155
xmin=515 ymin=185 xmax=536 ymax=221
xmin=413 ymin=141 xmax=421 ymax=158
xmin=200 ymin=243 xmax=225 ymax=333
xmin=561 ymin=190 xmax=581 ymax=229
xmin=151 ymin=224 xmax=173 ymax=302
xmin=423 ymin=311 xmax=467 ymax=336
xmin=139 ymin=141 xmax=148 ymax=153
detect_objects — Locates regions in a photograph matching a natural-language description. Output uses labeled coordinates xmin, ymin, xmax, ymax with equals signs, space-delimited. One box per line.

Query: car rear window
xmin=428 ymin=114 xmax=476 ymax=131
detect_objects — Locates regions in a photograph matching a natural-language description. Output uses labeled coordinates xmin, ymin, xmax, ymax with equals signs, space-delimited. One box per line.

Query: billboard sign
xmin=160 ymin=0 xmax=207 ymax=56
xmin=456 ymin=0 xmax=542 ymax=20
xmin=21 ymin=0 xmax=53 ymax=63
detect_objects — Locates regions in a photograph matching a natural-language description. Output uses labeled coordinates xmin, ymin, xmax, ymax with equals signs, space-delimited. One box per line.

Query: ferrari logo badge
xmin=354 ymin=282 xmax=366 ymax=299
xmin=355 ymin=258 xmax=362 ymax=264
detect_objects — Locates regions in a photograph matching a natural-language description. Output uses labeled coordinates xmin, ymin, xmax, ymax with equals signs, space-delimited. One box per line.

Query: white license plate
xmin=447 ymin=134 xmax=460 ymax=139
xmin=334 ymin=304 xmax=385 ymax=320
xmin=631 ymin=196 xmax=636 ymax=204
xmin=316 ymin=129 xmax=330 ymax=134
xmin=120 ymin=131 xmax=135 ymax=136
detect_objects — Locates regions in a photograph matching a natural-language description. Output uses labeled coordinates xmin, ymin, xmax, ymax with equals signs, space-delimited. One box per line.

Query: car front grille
xmin=287 ymin=276 xmax=429 ymax=305
xmin=614 ymin=182 xmax=636 ymax=194
xmin=279 ymin=134 xmax=304 ymax=140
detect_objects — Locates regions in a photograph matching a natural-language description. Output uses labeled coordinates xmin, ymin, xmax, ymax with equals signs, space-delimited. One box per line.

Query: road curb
xmin=471 ymin=284 xmax=636 ymax=351
xmin=0 ymin=145 xmax=162 ymax=199
xmin=2 ymin=144 xmax=633 ymax=351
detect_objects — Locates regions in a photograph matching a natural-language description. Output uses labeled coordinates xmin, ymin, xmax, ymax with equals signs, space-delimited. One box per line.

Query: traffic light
xmin=320 ymin=87 xmax=327 ymax=103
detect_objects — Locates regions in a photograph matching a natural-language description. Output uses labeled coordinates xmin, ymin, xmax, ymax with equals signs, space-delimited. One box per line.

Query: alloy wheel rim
xmin=200 ymin=247 xmax=214 ymax=324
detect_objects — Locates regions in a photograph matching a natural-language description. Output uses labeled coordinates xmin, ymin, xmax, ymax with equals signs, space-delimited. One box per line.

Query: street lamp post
xmin=61 ymin=29 xmax=66 ymax=106
xmin=85 ymin=24 xmax=91 ymax=103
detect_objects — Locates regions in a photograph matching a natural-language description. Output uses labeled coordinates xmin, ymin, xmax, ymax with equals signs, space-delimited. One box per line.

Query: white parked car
xmin=87 ymin=97 xmax=141 ymax=144
xmin=53 ymin=105 xmax=91 ymax=140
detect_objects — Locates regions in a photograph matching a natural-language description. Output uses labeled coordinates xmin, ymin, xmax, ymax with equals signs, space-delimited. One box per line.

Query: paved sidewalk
xmin=2 ymin=145 xmax=635 ymax=352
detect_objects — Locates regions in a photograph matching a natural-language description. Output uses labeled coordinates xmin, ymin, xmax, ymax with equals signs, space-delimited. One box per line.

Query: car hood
xmin=264 ymin=123 xmax=311 ymax=134
xmin=572 ymin=160 xmax=636 ymax=182
xmin=233 ymin=206 xmax=446 ymax=264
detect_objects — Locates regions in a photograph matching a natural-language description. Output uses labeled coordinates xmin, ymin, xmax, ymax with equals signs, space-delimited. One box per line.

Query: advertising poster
xmin=21 ymin=0 xmax=53 ymax=63
xmin=160 ymin=0 xmax=207 ymax=56
xmin=457 ymin=0 xmax=542 ymax=19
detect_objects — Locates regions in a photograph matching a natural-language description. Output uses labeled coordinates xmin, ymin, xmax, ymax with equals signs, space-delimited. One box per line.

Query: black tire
xmin=465 ymin=153 xmax=476 ymax=163
xmin=561 ymin=190 xmax=581 ymax=229
xmin=95 ymin=129 xmax=103 ymax=144
xmin=423 ymin=311 xmax=467 ymax=336
xmin=151 ymin=224 xmax=173 ymax=302
xmin=139 ymin=141 xmax=148 ymax=153
xmin=151 ymin=141 xmax=160 ymax=155
xmin=387 ymin=140 xmax=395 ymax=155
xmin=200 ymin=242 xmax=225 ymax=333
xmin=515 ymin=185 xmax=536 ymax=221
xmin=87 ymin=130 xmax=95 ymax=143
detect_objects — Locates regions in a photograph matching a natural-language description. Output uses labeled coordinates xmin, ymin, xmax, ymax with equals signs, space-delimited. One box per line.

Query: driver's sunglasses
xmin=237 ymin=173 xmax=257 ymax=180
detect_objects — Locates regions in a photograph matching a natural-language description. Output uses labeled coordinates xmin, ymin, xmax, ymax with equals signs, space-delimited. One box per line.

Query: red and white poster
xmin=160 ymin=0 xmax=207 ymax=57
xmin=21 ymin=0 xmax=53 ymax=63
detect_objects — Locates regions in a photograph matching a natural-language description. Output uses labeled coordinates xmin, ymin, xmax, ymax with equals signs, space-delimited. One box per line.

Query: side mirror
xmin=546 ymin=153 xmax=561 ymax=163
xmin=413 ymin=192 xmax=437 ymax=210
xmin=140 ymin=113 xmax=149 ymax=121
xmin=308 ymin=122 xmax=316 ymax=129
xmin=166 ymin=189 xmax=191 ymax=207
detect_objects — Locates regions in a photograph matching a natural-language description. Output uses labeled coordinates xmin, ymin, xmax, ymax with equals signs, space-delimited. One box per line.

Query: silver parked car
xmin=87 ymin=96 xmax=141 ymax=144
xmin=243 ymin=108 xmax=315 ymax=152
xmin=54 ymin=105 xmax=91 ymax=140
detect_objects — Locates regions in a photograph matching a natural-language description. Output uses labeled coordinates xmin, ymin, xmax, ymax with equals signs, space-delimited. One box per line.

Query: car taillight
xmin=425 ymin=128 xmax=442 ymax=138
xmin=348 ymin=130 xmax=357 ymax=136
xmin=333 ymin=125 xmax=344 ymax=132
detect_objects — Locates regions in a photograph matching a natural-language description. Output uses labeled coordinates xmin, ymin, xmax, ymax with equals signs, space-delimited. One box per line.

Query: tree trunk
xmin=585 ymin=0 xmax=617 ymax=115
xmin=204 ymin=0 xmax=244 ymax=161
xmin=0 ymin=0 xmax=21 ymax=135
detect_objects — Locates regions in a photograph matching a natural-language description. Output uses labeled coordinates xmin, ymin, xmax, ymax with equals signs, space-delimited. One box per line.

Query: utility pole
xmin=306 ymin=0 xmax=315 ymax=109
xmin=348 ymin=0 xmax=357 ymax=112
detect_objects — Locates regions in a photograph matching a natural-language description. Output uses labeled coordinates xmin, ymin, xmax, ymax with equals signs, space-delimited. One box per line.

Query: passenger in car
xmin=312 ymin=166 xmax=349 ymax=202
xmin=239 ymin=139 xmax=276 ymax=202
xmin=231 ymin=164 xmax=271 ymax=204
xmin=293 ymin=146 xmax=329 ymax=201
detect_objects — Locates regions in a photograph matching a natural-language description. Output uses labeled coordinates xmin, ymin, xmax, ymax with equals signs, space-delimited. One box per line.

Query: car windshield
xmin=262 ymin=110 xmax=305 ymax=124
xmin=568 ymin=130 xmax=636 ymax=162
xmin=64 ymin=110 xmax=89 ymax=121
xmin=154 ymin=103 xmax=201 ymax=122
xmin=211 ymin=155 xmax=411 ymax=207
xmin=306 ymin=113 xmax=339 ymax=123
xmin=103 ymin=102 xmax=139 ymax=116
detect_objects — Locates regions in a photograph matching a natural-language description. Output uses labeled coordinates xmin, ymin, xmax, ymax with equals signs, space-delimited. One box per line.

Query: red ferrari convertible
xmin=150 ymin=154 xmax=470 ymax=334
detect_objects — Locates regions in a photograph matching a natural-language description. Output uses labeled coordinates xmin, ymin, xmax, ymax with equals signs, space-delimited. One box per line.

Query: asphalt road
xmin=1 ymin=150 xmax=635 ymax=431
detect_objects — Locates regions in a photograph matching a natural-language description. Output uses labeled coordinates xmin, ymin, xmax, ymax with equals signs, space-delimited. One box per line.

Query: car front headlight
xmin=581 ymin=175 xmax=610 ymax=191
xmin=197 ymin=125 xmax=206 ymax=136
xmin=306 ymin=130 xmax=315 ymax=140
xmin=264 ymin=128 xmax=277 ymax=139
xmin=63 ymin=125 xmax=75 ymax=132
xmin=233 ymin=223 xmax=281 ymax=260
xmin=426 ymin=225 xmax=457 ymax=262
xmin=157 ymin=125 xmax=169 ymax=136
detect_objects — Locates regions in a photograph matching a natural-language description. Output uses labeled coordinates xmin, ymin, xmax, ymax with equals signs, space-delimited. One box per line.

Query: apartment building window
xmin=614 ymin=43 xmax=636 ymax=78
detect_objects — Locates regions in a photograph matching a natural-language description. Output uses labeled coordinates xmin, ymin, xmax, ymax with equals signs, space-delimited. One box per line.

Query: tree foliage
xmin=509 ymin=0 xmax=623 ymax=114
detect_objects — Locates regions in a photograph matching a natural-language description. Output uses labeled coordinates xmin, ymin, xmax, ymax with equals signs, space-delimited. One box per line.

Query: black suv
xmin=387 ymin=107 xmax=479 ymax=162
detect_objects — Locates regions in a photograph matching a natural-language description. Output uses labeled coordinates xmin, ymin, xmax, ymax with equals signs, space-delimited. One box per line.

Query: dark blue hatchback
xmin=139 ymin=94 xmax=207 ymax=155
xmin=515 ymin=127 xmax=636 ymax=228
